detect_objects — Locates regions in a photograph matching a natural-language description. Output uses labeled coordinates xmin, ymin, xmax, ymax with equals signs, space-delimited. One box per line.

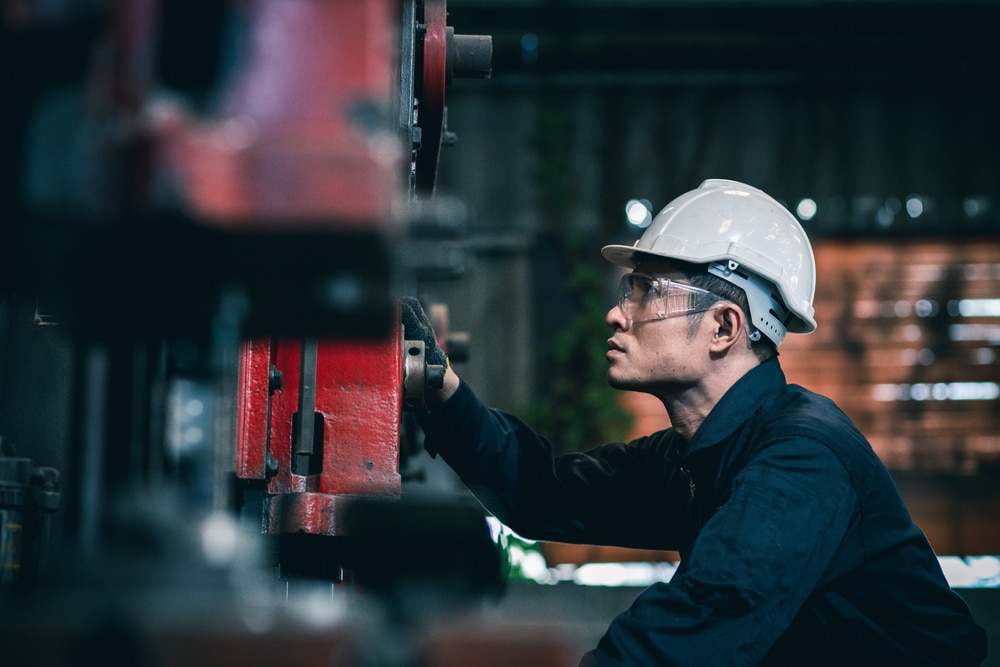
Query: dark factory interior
xmin=1 ymin=1 xmax=998 ymax=665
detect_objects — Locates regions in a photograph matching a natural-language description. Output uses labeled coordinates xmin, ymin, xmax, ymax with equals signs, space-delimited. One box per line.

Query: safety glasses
xmin=617 ymin=273 xmax=722 ymax=324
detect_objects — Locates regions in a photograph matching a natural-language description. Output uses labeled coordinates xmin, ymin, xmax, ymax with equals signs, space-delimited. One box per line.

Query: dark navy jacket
xmin=417 ymin=359 xmax=987 ymax=666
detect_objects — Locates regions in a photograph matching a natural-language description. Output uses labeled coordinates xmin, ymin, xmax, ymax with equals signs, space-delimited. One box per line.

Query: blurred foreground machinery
xmin=1 ymin=1 xmax=578 ymax=665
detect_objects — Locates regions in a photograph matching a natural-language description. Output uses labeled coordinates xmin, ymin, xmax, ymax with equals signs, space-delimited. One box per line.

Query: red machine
xmin=147 ymin=0 xmax=490 ymax=573
xmin=1 ymin=0 xmax=490 ymax=595
xmin=236 ymin=334 xmax=404 ymax=536
xmin=0 ymin=2 xmax=582 ymax=665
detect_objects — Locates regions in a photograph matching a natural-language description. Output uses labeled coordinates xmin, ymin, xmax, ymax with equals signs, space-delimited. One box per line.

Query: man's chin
xmin=607 ymin=373 xmax=636 ymax=391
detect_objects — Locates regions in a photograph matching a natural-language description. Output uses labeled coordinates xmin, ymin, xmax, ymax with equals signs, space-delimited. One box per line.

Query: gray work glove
xmin=400 ymin=296 xmax=447 ymax=368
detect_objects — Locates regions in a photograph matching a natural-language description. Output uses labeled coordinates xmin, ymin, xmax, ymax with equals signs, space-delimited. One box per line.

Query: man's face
xmin=605 ymin=258 xmax=710 ymax=394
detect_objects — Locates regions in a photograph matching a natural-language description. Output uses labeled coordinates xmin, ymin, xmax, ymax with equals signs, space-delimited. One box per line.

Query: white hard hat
xmin=601 ymin=179 xmax=817 ymax=347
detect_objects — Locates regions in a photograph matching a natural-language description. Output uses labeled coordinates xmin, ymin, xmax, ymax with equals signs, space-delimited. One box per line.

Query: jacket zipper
xmin=679 ymin=466 xmax=696 ymax=499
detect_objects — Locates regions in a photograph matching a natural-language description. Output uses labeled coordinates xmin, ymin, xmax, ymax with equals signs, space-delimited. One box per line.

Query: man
xmin=401 ymin=179 xmax=987 ymax=665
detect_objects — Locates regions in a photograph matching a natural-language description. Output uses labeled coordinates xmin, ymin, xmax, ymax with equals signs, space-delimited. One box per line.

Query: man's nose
xmin=606 ymin=304 xmax=629 ymax=331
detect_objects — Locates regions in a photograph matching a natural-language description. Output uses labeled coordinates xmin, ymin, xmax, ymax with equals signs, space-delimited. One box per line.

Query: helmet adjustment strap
xmin=707 ymin=260 xmax=791 ymax=347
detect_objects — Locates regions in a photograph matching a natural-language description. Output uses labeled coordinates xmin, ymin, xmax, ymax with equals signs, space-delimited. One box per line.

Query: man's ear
xmin=708 ymin=302 xmax=746 ymax=353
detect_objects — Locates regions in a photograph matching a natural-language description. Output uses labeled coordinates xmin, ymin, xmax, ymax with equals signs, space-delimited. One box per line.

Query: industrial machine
xmin=0 ymin=1 xmax=575 ymax=664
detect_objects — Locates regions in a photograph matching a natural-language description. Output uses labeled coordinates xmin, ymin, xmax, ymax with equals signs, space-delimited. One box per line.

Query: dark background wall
xmin=423 ymin=0 xmax=1000 ymax=552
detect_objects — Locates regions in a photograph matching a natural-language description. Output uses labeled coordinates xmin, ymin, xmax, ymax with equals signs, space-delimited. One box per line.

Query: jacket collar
xmin=683 ymin=357 xmax=787 ymax=457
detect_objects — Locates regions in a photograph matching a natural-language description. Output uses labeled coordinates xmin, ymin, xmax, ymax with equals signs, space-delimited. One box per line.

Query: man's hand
xmin=400 ymin=297 xmax=460 ymax=406
xmin=400 ymin=297 xmax=447 ymax=367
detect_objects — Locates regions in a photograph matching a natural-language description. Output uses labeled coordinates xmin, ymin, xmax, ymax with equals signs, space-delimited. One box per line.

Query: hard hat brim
xmin=601 ymin=244 xmax=641 ymax=268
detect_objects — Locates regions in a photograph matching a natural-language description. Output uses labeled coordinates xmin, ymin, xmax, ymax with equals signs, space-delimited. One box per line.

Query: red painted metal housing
xmin=237 ymin=317 xmax=403 ymax=536
xmin=214 ymin=0 xmax=407 ymax=537
xmin=160 ymin=0 xmax=403 ymax=227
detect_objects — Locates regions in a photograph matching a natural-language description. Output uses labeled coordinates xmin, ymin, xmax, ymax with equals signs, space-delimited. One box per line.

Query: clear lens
xmin=617 ymin=273 xmax=719 ymax=324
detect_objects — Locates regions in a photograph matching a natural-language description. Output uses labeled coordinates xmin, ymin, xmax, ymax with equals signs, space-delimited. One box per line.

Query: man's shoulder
xmin=753 ymin=384 xmax=884 ymax=477
xmin=762 ymin=383 xmax=855 ymax=433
